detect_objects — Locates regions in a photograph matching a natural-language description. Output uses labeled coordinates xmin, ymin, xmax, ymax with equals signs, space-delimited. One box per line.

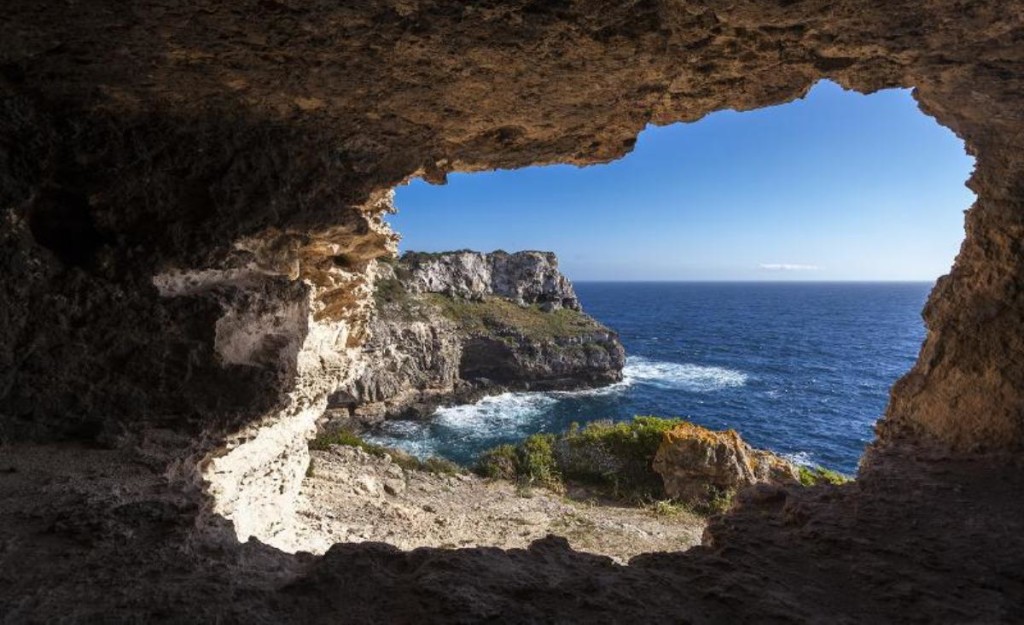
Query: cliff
xmin=326 ymin=251 xmax=625 ymax=428
xmin=401 ymin=250 xmax=582 ymax=311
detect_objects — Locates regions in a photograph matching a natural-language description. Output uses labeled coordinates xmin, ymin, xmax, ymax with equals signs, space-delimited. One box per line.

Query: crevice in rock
xmin=28 ymin=188 xmax=104 ymax=269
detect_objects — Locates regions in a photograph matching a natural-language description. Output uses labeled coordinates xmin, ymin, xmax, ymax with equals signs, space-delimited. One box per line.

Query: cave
xmin=2 ymin=1 xmax=1023 ymax=623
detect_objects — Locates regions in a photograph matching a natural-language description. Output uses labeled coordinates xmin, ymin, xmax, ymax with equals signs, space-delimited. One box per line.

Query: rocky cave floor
xmin=291 ymin=445 xmax=704 ymax=562
xmin=2 ymin=441 xmax=1023 ymax=623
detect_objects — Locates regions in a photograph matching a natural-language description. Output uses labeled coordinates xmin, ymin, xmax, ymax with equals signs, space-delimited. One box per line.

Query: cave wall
xmin=2 ymin=0 xmax=1023 ymax=540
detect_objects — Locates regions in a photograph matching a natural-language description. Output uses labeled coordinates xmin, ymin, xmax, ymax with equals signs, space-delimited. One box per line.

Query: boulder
xmin=652 ymin=422 xmax=799 ymax=504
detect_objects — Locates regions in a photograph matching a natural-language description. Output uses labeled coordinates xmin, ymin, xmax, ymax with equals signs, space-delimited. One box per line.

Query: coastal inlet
xmin=359 ymin=271 xmax=930 ymax=475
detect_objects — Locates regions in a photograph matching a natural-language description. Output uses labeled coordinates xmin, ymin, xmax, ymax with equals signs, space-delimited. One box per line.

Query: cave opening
xmin=316 ymin=79 xmax=975 ymax=520
xmin=293 ymin=79 xmax=981 ymax=564
xmin=5 ymin=1 xmax=1024 ymax=619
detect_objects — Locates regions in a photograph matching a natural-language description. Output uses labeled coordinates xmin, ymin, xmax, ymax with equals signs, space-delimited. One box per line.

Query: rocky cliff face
xmin=402 ymin=250 xmax=582 ymax=311
xmin=3 ymin=1 xmax=1024 ymax=622
xmin=327 ymin=251 xmax=624 ymax=428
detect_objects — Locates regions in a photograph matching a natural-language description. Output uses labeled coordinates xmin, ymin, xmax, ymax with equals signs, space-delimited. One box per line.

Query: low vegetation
xmin=315 ymin=416 xmax=849 ymax=516
xmin=310 ymin=429 xmax=462 ymax=476
xmin=475 ymin=416 xmax=854 ymax=516
xmin=477 ymin=434 xmax=564 ymax=490
xmin=556 ymin=416 xmax=684 ymax=500
xmin=797 ymin=464 xmax=852 ymax=486
xmin=427 ymin=294 xmax=603 ymax=341
xmin=476 ymin=416 xmax=687 ymax=504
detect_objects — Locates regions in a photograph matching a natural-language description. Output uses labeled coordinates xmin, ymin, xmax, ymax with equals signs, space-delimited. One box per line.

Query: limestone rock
xmin=402 ymin=250 xmax=581 ymax=311
xmin=652 ymin=422 xmax=799 ymax=504
xmin=326 ymin=251 xmax=624 ymax=427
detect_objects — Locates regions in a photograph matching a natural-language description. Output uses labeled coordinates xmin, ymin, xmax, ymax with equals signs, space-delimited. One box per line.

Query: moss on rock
xmin=797 ymin=465 xmax=852 ymax=486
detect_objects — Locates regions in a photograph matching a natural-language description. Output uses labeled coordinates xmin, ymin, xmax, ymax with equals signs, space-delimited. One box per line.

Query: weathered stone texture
xmin=403 ymin=250 xmax=581 ymax=310
xmin=1 ymin=0 xmax=1023 ymax=621
xmin=653 ymin=422 xmax=799 ymax=503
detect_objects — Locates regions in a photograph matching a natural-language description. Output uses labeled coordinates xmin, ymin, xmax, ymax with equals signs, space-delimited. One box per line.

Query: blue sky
xmin=388 ymin=80 xmax=975 ymax=281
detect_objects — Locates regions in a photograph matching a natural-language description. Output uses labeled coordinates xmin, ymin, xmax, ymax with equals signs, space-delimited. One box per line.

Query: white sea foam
xmin=369 ymin=357 xmax=747 ymax=458
xmin=782 ymin=451 xmax=815 ymax=467
xmin=433 ymin=391 xmax=559 ymax=439
xmin=550 ymin=378 xmax=632 ymax=398
xmin=622 ymin=356 xmax=748 ymax=391
xmin=368 ymin=391 xmax=559 ymax=457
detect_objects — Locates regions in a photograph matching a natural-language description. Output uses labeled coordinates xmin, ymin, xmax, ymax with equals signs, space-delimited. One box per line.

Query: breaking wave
xmin=368 ymin=391 xmax=560 ymax=458
xmin=366 ymin=357 xmax=745 ymax=459
xmin=622 ymin=356 xmax=748 ymax=392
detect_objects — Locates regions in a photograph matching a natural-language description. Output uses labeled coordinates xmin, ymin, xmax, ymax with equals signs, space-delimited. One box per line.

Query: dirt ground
xmin=292 ymin=444 xmax=705 ymax=563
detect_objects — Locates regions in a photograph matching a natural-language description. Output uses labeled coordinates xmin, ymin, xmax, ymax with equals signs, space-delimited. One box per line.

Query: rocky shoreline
xmin=323 ymin=250 xmax=625 ymax=432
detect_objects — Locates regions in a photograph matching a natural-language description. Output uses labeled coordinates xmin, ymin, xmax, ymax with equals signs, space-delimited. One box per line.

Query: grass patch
xmin=310 ymin=429 xmax=462 ymax=476
xmin=648 ymin=499 xmax=687 ymax=517
xmin=426 ymin=294 xmax=603 ymax=341
xmin=797 ymin=465 xmax=852 ymax=486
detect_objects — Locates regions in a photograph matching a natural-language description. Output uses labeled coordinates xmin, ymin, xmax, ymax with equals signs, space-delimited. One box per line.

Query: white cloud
xmin=759 ymin=263 xmax=820 ymax=271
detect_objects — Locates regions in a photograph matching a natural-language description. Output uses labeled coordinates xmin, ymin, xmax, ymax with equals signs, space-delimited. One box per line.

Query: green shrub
xmin=477 ymin=444 xmax=519 ymax=480
xmin=648 ymin=500 xmax=686 ymax=517
xmin=557 ymin=416 xmax=684 ymax=501
xmin=474 ymin=435 xmax=562 ymax=490
xmin=518 ymin=434 xmax=561 ymax=488
xmin=310 ymin=429 xmax=364 ymax=451
xmin=797 ymin=465 xmax=852 ymax=486
xmin=475 ymin=416 xmax=685 ymax=500
xmin=374 ymin=276 xmax=407 ymax=305
xmin=698 ymin=486 xmax=735 ymax=516
xmin=422 ymin=456 xmax=462 ymax=476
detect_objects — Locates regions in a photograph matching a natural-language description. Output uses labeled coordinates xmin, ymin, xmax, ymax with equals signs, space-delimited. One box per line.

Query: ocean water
xmin=369 ymin=282 xmax=933 ymax=474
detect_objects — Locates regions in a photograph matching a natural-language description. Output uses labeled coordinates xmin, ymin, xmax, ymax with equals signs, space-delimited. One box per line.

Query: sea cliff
xmin=325 ymin=251 xmax=625 ymax=429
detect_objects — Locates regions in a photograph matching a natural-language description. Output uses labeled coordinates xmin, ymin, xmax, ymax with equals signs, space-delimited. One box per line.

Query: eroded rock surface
xmin=1 ymin=0 xmax=1023 ymax=622
xmin=653 ymin=422 xmax=800 ymax=503
xmin=401 ymin=250 xmax=581 ymax=311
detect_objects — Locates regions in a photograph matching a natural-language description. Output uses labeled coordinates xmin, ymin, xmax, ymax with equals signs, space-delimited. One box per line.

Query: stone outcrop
xmin=2 ymin=1 xmax=1024 ymax=622
xmin=401 ymin=250 xmax=581 ymax=311
xmin=652 ymin=422 xmax=800 ymax=504
xmin=326 ymin=251 xmax=624 ymax=427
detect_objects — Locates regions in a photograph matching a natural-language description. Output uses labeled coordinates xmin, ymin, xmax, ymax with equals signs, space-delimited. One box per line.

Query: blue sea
xmin=369 ymin=282 xmax=932 ymax=475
